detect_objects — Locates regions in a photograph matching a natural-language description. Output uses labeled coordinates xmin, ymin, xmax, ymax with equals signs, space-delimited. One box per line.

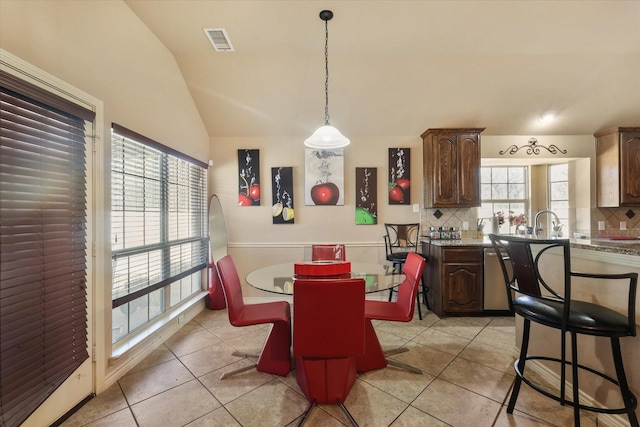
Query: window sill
xmin=110 ymin=291 xmax=207 ymax=360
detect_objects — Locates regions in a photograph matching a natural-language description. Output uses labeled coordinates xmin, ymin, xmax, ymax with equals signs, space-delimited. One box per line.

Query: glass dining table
xmin=245 ymin=261 xmax=405 ymax=295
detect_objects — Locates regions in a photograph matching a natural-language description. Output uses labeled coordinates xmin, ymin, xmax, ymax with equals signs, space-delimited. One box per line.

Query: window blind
xmin=111 ymin=125 xmax=207 ymax=309
xmin=0 ymin=70 xmax=93 ymax=427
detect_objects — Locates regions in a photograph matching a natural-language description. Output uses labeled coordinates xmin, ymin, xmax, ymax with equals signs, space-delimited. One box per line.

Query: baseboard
xmin=526 ymin=360 xmax=632 ymax=427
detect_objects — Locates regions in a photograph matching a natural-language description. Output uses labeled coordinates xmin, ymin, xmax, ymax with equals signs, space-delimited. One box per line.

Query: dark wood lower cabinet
xmin=424 ymin=243 xmax=484 ymax=317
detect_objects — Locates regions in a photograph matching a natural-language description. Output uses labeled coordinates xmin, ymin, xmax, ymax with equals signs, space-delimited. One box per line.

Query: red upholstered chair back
xmin=294 ymin=278 xmax=365 ymax=358
xmin=216 ymin=255 xmax=246 ymax=324
xmin=311 ymin=244 xmax=346 ymax=262
xmin=395 ymin=252 xmax=426 ymax=321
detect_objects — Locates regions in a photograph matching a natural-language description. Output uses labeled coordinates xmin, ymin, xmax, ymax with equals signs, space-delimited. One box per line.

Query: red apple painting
xmin=238 ymin=149 xmax=260 ymax=206
xmin=388 ymin=148 xmax=410 ymax=205
xmin=304 ymin=149 xmax=344 ymax=206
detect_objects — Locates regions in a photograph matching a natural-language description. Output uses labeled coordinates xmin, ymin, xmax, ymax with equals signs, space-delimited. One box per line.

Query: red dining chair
xmin=311 ymin=244 xmax=346 ymax=261
xmin=216 ymin=255 xmax=292 ymax=379
xmin=357 ymin=251 xmax=426 ymax=374
xmin=293 ymin=278 xmax=365 ymax=427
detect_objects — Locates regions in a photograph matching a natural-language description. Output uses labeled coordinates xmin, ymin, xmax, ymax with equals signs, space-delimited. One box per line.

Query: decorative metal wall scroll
xmin=238 ymin=149 xmax=260 ymax=206
xmin=499 ymin=138 xmax=567 ymax=156
xmin=388 ymin=148 xmax=410 ymax=204
xmin=355 ymin=167 xmax=377 ymax=224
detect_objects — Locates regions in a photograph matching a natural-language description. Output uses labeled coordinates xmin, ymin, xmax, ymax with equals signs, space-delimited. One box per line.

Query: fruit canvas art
xmin=355 ymin=167 xmax=377 ymax=224
xmin=304 ymin=148 xmax=344 ymax=206
xmin=388 ymin=148 xmax=410 ymax=205
xmin=272 ymin=167 xmax=294 ymax=224
xmin=238 ymin=149 xmax=260 ymax=206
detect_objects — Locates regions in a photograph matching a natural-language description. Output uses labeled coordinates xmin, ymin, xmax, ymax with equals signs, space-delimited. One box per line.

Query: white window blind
xmin=111 ymin=124 xmax=207 ymax=309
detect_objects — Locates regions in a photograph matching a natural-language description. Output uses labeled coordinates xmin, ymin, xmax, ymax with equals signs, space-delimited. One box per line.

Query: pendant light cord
xmin=324 ymin=18 xmax=330 ymax=126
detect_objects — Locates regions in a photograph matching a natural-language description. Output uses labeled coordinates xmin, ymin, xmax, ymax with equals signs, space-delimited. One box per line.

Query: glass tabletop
xmin=245 ymin=261 xmax=405 ymax=295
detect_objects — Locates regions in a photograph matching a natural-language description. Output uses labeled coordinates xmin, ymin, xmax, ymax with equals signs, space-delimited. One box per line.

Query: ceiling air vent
xmin=204 ymin=28 xmax=234 ymax=52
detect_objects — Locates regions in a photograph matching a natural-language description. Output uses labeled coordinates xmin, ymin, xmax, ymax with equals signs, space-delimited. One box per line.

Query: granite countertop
xmin=421 ymin=236 xmax=640 ymax=257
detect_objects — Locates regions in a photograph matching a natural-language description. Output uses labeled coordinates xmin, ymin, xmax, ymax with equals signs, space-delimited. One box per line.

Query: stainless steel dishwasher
xmin=483 ymin=248 xmax=510 ymax=310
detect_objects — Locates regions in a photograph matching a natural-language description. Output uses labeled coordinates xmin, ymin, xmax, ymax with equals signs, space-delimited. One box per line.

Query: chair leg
xmin=571 ymin=332 xmax=581 ymax=427
xmin=611 ymin=337 xmax=639 ymax=427
xmin=220 ymin=363 xmax=258 ymax=379
xmin=386 ymin=359 xmax=423 ymax=374
xmin=508 ymin=318 xmax=531 ymax=414
xmin=421 ymin=279 xmax=430 ymax=311
xmin=388 ymin=288 xmax=394 ymax=302
xmin=416 ymin=291 xmax=423 ymax=320
xmin=337 ymin=399 xmax=359 ymax=427
xmin=296 ymin=400 xmax=317 ymax=427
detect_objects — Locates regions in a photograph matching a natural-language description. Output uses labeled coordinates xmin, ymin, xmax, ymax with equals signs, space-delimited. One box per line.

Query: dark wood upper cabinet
xmin=595 ymin=127 xmax=640 ymax=207
xmin=422 ymin=128 xmax=484 ymax=208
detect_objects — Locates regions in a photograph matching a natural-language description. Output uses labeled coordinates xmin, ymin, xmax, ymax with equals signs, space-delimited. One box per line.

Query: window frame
xmin=110 ymin=124 xmax=207 ymax=343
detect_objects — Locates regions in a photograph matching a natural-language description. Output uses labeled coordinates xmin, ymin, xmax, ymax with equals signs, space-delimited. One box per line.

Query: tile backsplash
xmin=420 ymin=207 xmax=640 ymax=239
xmin=592 ymin=207 xmax=640 ymax=237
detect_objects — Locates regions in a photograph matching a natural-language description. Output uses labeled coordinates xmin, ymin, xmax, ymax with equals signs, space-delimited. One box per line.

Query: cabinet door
xmin=432 ymin=135 xmax=458 ymax=206
xmin=443 ymin=263 xmax=483 ymax=313
xmin=457 ymin=134 xmax=481 ymax=206
xmin=620 ymin=130 xmax=640 ymax=206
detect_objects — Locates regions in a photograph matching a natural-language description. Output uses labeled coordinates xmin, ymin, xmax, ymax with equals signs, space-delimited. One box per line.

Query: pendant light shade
xmin=304 ymin=125 xmax=351 ymax=149
xmin=305 ymin=10 xmax=350 ymax=149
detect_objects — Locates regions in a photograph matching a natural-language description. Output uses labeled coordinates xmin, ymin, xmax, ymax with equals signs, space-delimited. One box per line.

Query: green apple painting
xmin=304 ymin=149 xmax=344 ymax=206
xmin=355 ymin=167 xmax=377 ymax=224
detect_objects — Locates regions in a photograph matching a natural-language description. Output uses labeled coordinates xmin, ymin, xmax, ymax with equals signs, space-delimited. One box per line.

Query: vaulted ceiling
xmin=124 ymin=1 xmax=640 ymax=139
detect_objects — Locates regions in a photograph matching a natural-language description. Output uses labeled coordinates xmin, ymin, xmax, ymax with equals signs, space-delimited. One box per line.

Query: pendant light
xmin=304 ymin=10 xmax=350 ymax=149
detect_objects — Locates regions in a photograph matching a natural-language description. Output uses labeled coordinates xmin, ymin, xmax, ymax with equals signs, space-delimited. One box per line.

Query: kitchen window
xmin=110 ymin=124 xmax=207 ymax=343
xmin=479 ymin=166 xmax=528 ymax=234
xmin=549 ymin=163 xmax=569 ymax=230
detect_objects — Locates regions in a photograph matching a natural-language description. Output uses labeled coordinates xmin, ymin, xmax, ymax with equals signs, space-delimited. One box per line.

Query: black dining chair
xmin=384 ymin=223 xmax=429 ymax=319
xmin=488 ymin=234 xmax=638 ymax=427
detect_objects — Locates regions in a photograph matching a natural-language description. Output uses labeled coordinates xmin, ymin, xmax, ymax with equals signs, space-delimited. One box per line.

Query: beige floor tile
xmin=439 ymin=357 xmax=515 ymax=403
xmin=118 ymin=358 xmax=195 ymax=405
xmin=322 ymin=379 xmax=409 ymax=427
xmin=410 ymin=311 xmax=441 ymax=327
xmin=457 ymin=340 xmax=517 ymax=373
xmin=431 ymin=318 xmax=484 ymax=340
xmin=374 ymin=328 xmax=412 ymax=350
xmin=451 ymin=316 xmax=494 ymax=327
xmin=412 ymin=328 xmax=472 ymax=355
xmin=473 ymin=327 xmax=518 ymax=353
xmin=390 ymin=405 xmax=451 ymax=427
xmin=208 ymin=319 xmax=266 ymax=341
xmin=412 ymin=378 xmax=502 ymax=426
xmin=486 ymin=316 xmax=516 ymax=335
xmin=185 ymin=406 xmax=242 ymax=426
xmin=164 ymin=326 xmax=223 ymax=357
xmin=507 ymin=379 xmax=598 ymax=427
xmin=82 ymin=408 xmax=137 ymax=427
xmin=60 ymin=384 xmax=128 ymax=427
xmin=358 ymin=363 xmax=435 ymax=404
xmin=127 ymin=344 xmax=176 ymax=374
xmin=389 ymin=341 xmax=457 ymax=377
xmin=180 ymin=340 xmax=248 ymax=377
xmin=131 ymin=379 xmax=221 ymax=427
xmin=224 ymin=379 xmax=309 ymax=427
xmin=286 ymin=406 xmax=344 ymax=427
xmin=493 ymin=407 xmax=557 ymax=427
xmin=376 ymin=320 xmax=429 ymax=341
xmin=199 ymin=359 xmax=278 ymax=405
xmin=224 ymin=328 xmax=272 ymax=354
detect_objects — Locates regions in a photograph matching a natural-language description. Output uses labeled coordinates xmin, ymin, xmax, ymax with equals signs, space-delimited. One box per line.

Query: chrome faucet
xmin=534 ymin=210 xmax=560 ymax=239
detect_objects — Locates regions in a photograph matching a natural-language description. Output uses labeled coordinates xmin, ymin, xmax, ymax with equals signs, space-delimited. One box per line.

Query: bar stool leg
xmin=611 ymin=337 xmax=639 ymax=427
xmin=508 ymin=318 xmax=531 ymax=413
xmin=571 ymin=332 xmax=581 ymax=427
